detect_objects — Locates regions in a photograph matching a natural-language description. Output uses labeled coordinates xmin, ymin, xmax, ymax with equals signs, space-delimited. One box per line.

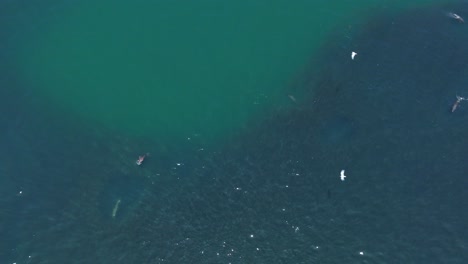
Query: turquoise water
xmin=2 ymin=1 xmax=468 ymax=263
xmin=12 ymin=0 xmax=443 ymax=143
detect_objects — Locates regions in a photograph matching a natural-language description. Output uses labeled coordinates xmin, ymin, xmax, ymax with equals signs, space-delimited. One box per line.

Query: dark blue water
xmin=1 ymin=2 xmax=468 ymax=264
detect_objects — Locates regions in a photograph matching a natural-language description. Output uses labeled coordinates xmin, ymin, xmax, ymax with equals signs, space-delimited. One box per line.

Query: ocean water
xmin=1 ymin=0 xmax=467 ymax=263
xmin=9 ymin=0 xmax=443 ymax=143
